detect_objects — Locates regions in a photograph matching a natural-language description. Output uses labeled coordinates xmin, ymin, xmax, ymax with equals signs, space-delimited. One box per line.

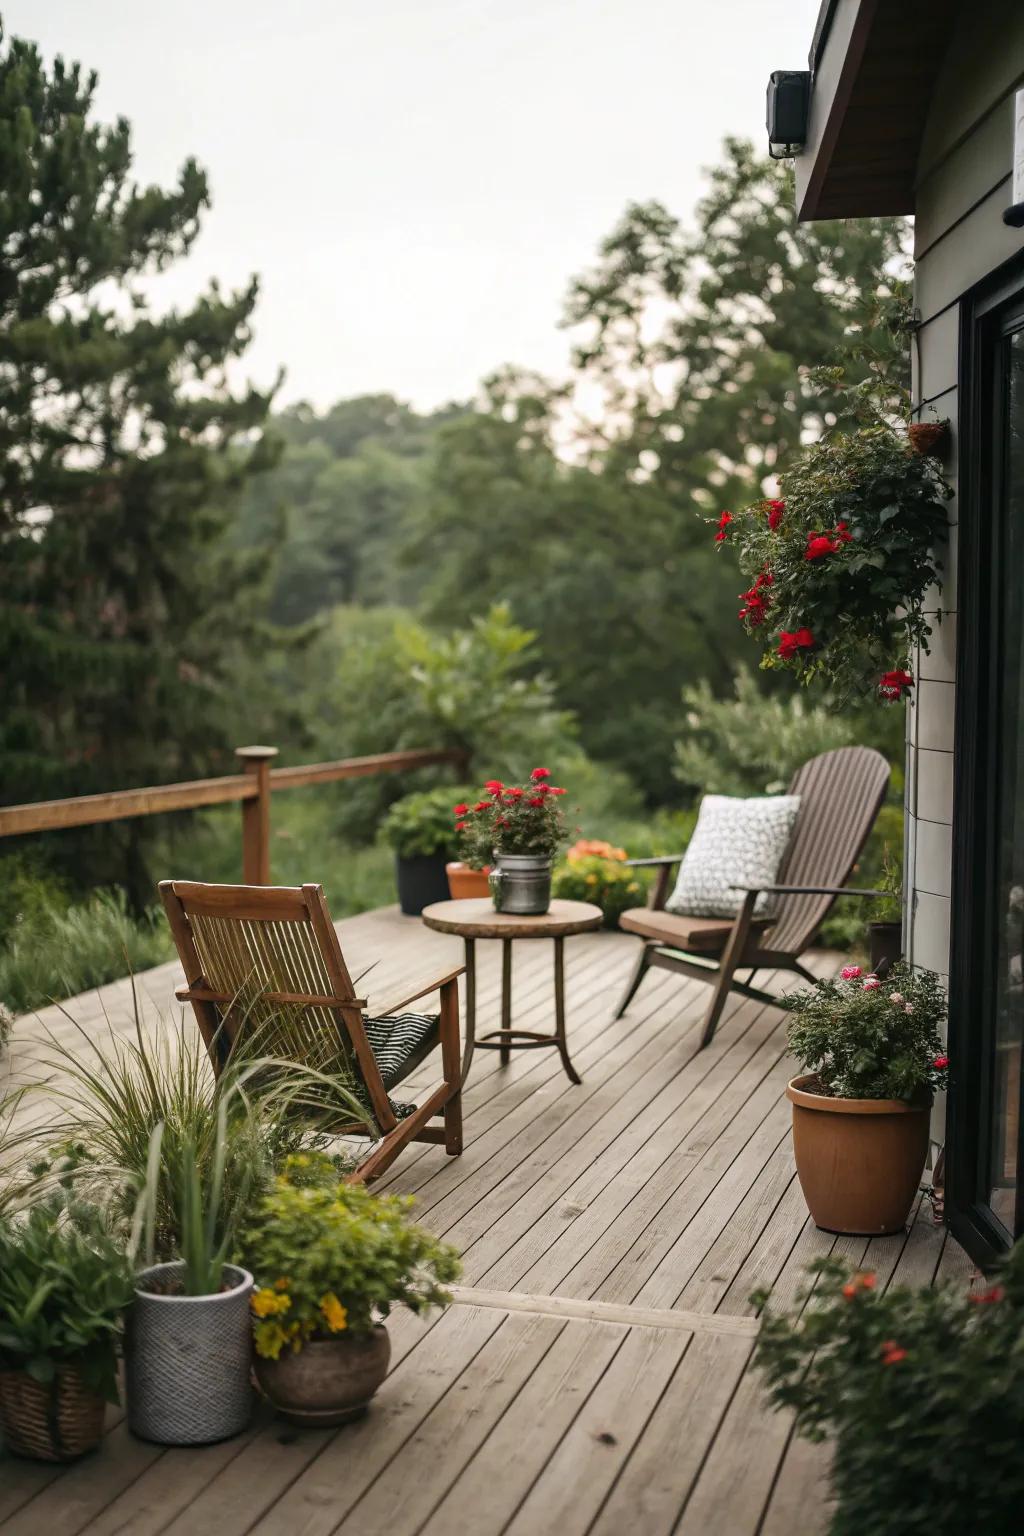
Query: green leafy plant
xmin=456 ymin=768 xmax=569 ymax=865
xmin=380 ymin=785 xmax=476 ymax=860
xmin=0 ymin=1199 xmax=135 ymax=1403
xmin=785 ymin=961 xmax=947 ymax=1101
xmin=237 ymin=1151 xmax=460 ymax=1359
xmin=872 ymin=843 xmax=902 ymax=924
xmin=134 ymin=1103 xmax=245 ymax=1296
xmin=552 ymin=854 xmax=646 ymax=928
xmin=0 ymin=886 xmax=173 ymax=1016
xmin=751 ymin=1244 xmax=1024 ymax=1536
xmin=715 ymin=381 xmax=950 ymax=700
xmin=0 ymin=1002 xmax=11 ymax=1054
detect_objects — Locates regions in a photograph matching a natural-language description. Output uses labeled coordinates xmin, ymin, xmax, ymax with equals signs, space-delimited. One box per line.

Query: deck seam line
xmin=448 ymin=1285 xmax=759 ymax=1338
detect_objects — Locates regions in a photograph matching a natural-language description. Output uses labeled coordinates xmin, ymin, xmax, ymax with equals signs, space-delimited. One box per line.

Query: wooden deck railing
xmin=0 ymin=745 xmax=468 ymax=885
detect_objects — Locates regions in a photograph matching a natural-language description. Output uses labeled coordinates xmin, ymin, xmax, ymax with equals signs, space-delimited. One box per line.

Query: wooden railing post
xmin=236 ymin=745 xmax=279 ymax=885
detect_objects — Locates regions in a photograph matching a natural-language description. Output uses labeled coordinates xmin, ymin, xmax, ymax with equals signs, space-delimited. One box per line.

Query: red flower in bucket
xmin=777 ymin=628 xmax=815 ymax=660
xmin=879 ymin=669 xmax=914 ymax=701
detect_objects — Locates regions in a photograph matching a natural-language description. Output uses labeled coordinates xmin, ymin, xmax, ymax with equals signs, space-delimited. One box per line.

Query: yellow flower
xmin=251 ymin=1287 xmax=280 ymax=1318
xmin=253 ymin=1320 xmax=288 ymax=1359
xmin=320 ymin=1292 xmax=348 ymax=1333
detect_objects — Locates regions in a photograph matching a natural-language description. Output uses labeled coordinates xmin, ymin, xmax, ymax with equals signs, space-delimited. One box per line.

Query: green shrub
xmin=784 ymin=961 xmax=947 ymax=1102
xmin=552 ymin=856 xmax=647 ymax=928
xmin=0 ymin=1199 xmax=135 ymax=1403
xmin=380 ymin=785 xmax=476 ymax=859
xmin=0 ymin=886 xmax=172 ymax=1015
xmin=238 ymin=1150 xmax=460 ymax=1358
xmin=752 ymin=1245 xmax=1024 ymax=1536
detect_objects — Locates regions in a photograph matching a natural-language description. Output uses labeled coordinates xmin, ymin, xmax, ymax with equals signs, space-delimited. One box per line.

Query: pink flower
xmin=933 ymin=1054 xmax=949 ymax=1069
xmin=889 ymin=992 xmax=904 ymax=1005
xmin=840 ymin=965 xmax=862 ymax=980
xmin=862 ymin=976 xmax=881 ymax=991
xmin=904 ymin=1003 xmax=914 ymax=1015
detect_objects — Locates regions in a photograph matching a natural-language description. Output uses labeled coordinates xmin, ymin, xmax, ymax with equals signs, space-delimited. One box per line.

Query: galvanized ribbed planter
xmin=125 ymin=1261 xmax=254 ymax=1445
xmin=489 ymin=853 xmax=553 ymax=915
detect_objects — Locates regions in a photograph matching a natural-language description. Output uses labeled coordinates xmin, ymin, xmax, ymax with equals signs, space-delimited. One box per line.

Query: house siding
xmin=905 ymin=2 xmax=1024 ymax=1041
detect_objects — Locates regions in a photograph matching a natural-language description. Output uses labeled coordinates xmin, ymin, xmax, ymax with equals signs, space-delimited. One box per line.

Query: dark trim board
xmin=948 ymin=250 xmax=1024 ymax=1265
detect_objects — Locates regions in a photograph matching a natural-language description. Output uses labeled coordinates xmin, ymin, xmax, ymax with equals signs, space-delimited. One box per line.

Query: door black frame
xmin=948 ymin=251 xmax=1024 ymax=1266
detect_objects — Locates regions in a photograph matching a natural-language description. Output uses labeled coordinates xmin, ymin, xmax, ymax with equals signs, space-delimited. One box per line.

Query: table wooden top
xmin=421 ymin=898 xmax=604 ymax=939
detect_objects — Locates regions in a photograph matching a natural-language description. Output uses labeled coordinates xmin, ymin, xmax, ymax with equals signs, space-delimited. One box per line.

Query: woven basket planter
xmin=0 ymin=1366 xmax=105 ymax=1462
xmin=125 ymin=1261 xmax=254 ymax=1445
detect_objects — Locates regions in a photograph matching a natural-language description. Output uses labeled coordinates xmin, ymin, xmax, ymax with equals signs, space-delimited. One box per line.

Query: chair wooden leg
xmin=439 ymin=976 xmax=463 ymax=1156
xmin=699 ymin=891 xmax=757 ymax=1051
xmin=614 ymin=942 xmax=653 ymax=1019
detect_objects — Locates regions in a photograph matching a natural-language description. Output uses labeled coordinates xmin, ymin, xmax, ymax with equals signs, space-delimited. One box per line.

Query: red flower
xmin=933 ymin=1054 xmax=949 ymax=1069
xmin=777 ymin=628 xmax=815 ymax=660
xmin=507 ymin=786 xmax=524 ymax=799
xmin=548 ymin=786 xmax=566 ymax=795
xmin=805 ymin=533 xmax=839 ymax=561
xmin=714 ymin=511 xmax=733 ymax=543
xmin=835 ymin=520 xmax=853 ymax=544
xmin=766 ymin=499 xmax=785 ymax=530
xmin=455 ymin=820 xmax=468 ymax=832
xmin=528 ymin=795 xmax=546 ymax=807
xmin=453 ymin=803 xmax=468 ymax=816
xmin=496 ymin=815 xmax=509 ymax=827
xmin=484 ymin=779 xmax=504 ymax=794
xmin=969 ymin=1286 xmax=1005 ymax=1304
xmin=880 ymin=1340 xmax=907 ymax=1366
xmin=739 ymin=595 xmax=768 ymax=627
xmin=473 ymin=800 xmax=491 ymax=812
xmin=530 ymin=767 xmax=551 ymax=780
xmin=842 ymin=1272 xmax=876 ymax=1300
xmin=879 ymin=669 xmax=914 ymax=701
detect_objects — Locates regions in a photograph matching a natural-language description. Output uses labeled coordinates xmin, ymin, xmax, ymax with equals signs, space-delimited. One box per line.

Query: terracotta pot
xmin=254 ymin=1326 xmax=390 ymax=1426
xmin=0 ymin=1365 xmax=105 ymax=1462
xmin=868 ymin=920 xmax=903 ymax=973
xmin=786 ymin=1074 xmax=930 ymax=1235
xmin=445 ymin=862 xmax=491 ymax=899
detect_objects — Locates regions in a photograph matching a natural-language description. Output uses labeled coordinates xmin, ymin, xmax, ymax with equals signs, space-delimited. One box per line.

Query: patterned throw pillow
xmin=665 ymin=794 xmax=801 ymax=920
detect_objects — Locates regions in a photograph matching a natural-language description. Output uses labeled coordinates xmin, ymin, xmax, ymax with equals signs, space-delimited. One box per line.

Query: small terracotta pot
xmin=787 ymin=1074 xmax=930 ymax=1235
xmin=254 ymin=1326 xmax=390 ymax=1426
xmin=445 ymin=862 xmax=492 ymax=900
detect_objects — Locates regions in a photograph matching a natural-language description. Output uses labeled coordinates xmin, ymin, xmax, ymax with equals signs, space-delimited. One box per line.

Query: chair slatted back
xmin=158 ymin=880 xmax=395 ymax=1130
xmin=764 ymin=746 xmax=890 ymax=957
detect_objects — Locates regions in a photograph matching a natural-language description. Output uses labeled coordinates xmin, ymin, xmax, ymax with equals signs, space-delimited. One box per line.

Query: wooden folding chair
xmin=158 ymin=880 xmax=464 ymax=1182
xmin=614 ymin=746 xmax=891 ymax=1049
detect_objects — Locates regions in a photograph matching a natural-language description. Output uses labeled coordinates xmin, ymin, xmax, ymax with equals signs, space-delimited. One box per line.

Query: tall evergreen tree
xmin=0 ymin=24 xmax=278 ymax=899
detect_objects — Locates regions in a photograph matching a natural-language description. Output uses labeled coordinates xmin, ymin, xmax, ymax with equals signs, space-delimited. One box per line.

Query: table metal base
xmin=460 ymin=934 xmax=581 ymax=1086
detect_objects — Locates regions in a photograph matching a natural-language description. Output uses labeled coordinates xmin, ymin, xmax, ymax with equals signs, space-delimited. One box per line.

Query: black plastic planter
xmin=395 ymin=855 xmax=451 ymax=916
xmin=869 ymin=921 xmax=902 ymax=973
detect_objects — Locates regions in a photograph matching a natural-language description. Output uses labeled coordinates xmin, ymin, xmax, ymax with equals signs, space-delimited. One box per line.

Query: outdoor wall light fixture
xmin=766 ymin=70 xmax=810 ymax=160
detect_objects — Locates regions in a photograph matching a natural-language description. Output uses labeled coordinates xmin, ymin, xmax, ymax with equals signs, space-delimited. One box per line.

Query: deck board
xmin=0 ymin=905 xmax=972 ymax=1536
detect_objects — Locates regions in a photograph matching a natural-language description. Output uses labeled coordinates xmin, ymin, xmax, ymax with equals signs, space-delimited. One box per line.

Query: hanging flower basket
xmin=907 ymin=419 xmax=950 ymax=459
xmin=712 ymin=416 xmax=951 ymax=701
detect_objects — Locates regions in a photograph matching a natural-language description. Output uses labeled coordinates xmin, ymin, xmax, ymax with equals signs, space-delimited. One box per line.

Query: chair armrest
xmin=729 ymin=884 xmax=884 ymax=899
xmin=374 ymin=965 xmax=466 ymax=1017
xmin=624 ymin=854 xmax=686 ymax=868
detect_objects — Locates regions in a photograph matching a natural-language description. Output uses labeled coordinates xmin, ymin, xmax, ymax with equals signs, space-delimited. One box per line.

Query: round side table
xmin=420 ymin=899 xmax=603 ymax=1086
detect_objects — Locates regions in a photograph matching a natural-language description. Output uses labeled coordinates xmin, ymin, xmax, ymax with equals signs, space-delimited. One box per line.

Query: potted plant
xmin=713 ymin=377 xmax=950 ymax=702
xmin=783 ymin=962 xmax=948 ymax=1234
xmin=552 ymin=842 xmax=645 ymax=928
xmin=456 ymin=768 xmax=569 ymax=915
xmin=0 ymin=1199 xmax=134 ymax=1461
xmin=380 ymin=785 xmax=476 ymax=915
xmin=126 ymin=1114 xmax=255 ymax=1445
xmin=868 ymin=843 xmax=903 ymax=971
xmin=751 ymin=1242 xmax=1024 ymax=1536
xmin=237 ymin=1152 xmax=459 ymax=1425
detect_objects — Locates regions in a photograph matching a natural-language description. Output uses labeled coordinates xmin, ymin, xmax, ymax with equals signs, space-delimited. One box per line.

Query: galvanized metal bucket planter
xmin=489 ymin=853 xmax=552 ymax=915
xmin=126 ymin=1261 xmax=254 ymax=1445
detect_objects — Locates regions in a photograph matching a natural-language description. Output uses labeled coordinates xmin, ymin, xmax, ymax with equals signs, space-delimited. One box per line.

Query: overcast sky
xmin=8 ymin=0 xmax=822 ymax=411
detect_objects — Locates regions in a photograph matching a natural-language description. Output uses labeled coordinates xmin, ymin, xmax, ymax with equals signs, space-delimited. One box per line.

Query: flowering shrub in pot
xmin=0 ymin=1199 xmax=134 ymax=1461
xmin=237 ymin=1152 xmax=460 ymax=1425
xmin=552 ymin=843 xmax=645 ymax=928
xmin=784 ymin=962 xmax=948 ymax=1234
xmin=456 ymin=769 xmax=569 ymax=915
xmin=752 ymin=1242 xmax=1024 ymax=1536
xmin=713 ymin=384 xmax=950 ymax=701
xmin=380 ymin=786 xmax=476 ymax=916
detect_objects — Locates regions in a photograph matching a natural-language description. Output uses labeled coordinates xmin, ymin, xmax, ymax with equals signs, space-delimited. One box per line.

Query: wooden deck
xmin=0 ymin=905 xmax=973 ymax=1536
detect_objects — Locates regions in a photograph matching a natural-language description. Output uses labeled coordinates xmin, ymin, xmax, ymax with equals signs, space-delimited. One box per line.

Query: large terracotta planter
xmin=254 ymin=1326 xmax=391 ymax=1426
xmin=787 ymin=1074 xmax=930 ymax=1235
xmin=445 ymin=862 xmax=491 ymax=899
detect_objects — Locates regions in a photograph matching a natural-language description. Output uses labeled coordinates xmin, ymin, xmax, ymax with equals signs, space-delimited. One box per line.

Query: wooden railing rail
xmin=0 ymin=744 xmax=467 ymax=885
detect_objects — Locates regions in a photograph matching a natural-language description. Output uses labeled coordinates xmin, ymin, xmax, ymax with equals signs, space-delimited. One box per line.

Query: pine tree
xmin=0 ymin=24 xmax=279 ymax=900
